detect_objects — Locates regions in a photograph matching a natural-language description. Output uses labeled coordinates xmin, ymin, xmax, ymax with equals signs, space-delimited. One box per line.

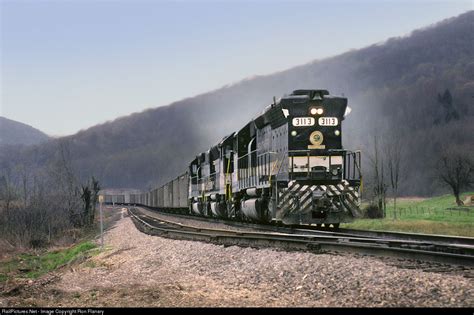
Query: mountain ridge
xmin=0 ymin=116 xmax=50 ymax=147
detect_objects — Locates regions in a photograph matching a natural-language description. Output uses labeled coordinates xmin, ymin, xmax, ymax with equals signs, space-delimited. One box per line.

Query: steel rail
xmin=132 ymin=207 xmax=474 ymax=255
xmin=134 ymin=205 xmax=474 ymax=247
xmin=128 ymin=207 xmax=474 ymax=266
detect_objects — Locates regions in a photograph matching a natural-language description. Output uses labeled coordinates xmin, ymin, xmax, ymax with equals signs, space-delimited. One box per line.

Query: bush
xmin=364 ymin=203 xmax=384 ymax=218
xmin=0 ymin=201 xmax=81 ymax=248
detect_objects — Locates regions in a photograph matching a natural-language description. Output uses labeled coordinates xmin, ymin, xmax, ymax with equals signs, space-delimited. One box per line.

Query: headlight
xmin=310 ymin=107 xmax=324 ymax=115
xmin=291 ymin=130 xmax=297 ymax=136
xmin=334 ymin=130 xmax=340 ymax=136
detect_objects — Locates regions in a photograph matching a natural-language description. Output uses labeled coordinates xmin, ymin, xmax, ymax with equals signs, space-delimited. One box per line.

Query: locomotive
xmin=136 ymin=89 xmax=362 ymax=227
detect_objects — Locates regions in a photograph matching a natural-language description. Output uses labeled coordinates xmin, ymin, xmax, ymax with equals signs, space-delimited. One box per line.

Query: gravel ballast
xmin=2 ymin=209 xmax=473 ymax=307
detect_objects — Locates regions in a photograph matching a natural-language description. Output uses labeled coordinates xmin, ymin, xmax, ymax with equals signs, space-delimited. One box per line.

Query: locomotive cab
xmin=284 ymin=89 xmax=347 ymax=184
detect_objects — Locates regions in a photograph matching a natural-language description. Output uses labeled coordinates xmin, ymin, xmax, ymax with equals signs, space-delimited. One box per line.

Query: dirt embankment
xmin=1 ymin=209 xmax=473 ymax=307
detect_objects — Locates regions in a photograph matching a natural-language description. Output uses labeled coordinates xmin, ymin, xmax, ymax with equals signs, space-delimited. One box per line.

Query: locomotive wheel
xmin=260 ymin=199 xmax=272 ymax=224
xmin=332 ymin=223 xmax=340 ymax=229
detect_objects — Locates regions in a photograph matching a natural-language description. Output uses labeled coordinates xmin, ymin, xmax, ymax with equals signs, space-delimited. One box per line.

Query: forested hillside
xmin=1 ymin=11 xmax=473 ymax=196
xmin=0 ymin=117 xmax=50 ymax=146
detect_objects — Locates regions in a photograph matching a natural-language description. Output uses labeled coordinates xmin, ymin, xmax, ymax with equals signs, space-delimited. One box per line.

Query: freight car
xmin=140 ymin=89 xmax=362 ymax=227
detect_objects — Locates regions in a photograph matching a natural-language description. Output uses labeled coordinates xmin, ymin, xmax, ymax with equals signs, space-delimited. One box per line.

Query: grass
xmin=342 ymin=192 xmax=474 ymax=237
xmin=0 ymin=241 xmax=98 ymax=282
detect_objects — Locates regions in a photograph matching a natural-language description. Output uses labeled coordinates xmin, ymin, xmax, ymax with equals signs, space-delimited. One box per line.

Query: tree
xmin=81 ymin=185 xmax=92 ymax=226
xmin=15 ymin=163 xmax=31 ymax=209
xmin=368 ymin=135 xmax=388 ymax=217
xmin=437 ymin=146 xmax=474 ymax=206
xmin=0 ymin=171 xmax=17 ymax=212
xmin=386 ymin=134 xmax=405 ymax=219
xmin=434 ymin=89 xmax=460 ymax=125
xmin=52 ymin=140 xmax=81 ymax=224
xmin=90 ymin=177 xmax=101 ymax=225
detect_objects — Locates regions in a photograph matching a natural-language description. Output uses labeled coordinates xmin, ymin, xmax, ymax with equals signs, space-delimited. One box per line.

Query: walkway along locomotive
xmin=136 ymin=89 xmax=362 ymax=227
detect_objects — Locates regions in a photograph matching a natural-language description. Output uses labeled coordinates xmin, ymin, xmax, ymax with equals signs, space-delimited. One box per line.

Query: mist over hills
xmin=2 ymin=11 xmax=473 ymax=196
xmin=0 ymin=117 xmax=50 ymax=147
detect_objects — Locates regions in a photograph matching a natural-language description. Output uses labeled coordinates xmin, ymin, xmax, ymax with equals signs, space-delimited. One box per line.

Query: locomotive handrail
xmin=288 ymin=149 xmax=347 ymax=155
xmin=237 ymin=149 xmax=257 ymax=160
xmin=343 ymin=150 xmax=362 ymax=182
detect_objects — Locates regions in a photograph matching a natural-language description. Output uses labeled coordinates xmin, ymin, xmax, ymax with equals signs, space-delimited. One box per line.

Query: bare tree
xmin=0 ymin=170 xmax=17 ymax=212
xmin=15 ymin=163 xmax=31 ymax=209
xmin=50 ymin=140 xmax=81 ymax=225
xmin=386 ymin=134 xmax=405 ymax=219
xmin=437 ymin=146 xmax=474 ymax=206
xmin=0 ymin=139 xmax=102 ymax=248
xmin=368 ymin=135 xmax=388 ymax=217
xmin=81 ymin=185 xmax=92 ymax=226
xmin=90 ymin=177 xmax=101 ymax=225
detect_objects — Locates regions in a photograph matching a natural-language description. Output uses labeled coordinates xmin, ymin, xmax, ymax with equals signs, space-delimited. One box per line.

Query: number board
xmin=292 ymin=117 xmax=315 ymax=127
xmin=318 ymin=117 xmax=338 ymax=126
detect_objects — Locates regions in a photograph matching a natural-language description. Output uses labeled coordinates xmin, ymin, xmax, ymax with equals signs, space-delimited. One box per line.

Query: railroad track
xmin=133 ymin=205 xmax=474 ymax=247
xmin=128 ymin=206 xmax=474 ymax=267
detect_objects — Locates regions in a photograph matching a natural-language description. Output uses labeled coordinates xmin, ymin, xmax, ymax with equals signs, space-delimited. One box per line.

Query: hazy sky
xmin=1 ymin=0 xmax=471 ymax=136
